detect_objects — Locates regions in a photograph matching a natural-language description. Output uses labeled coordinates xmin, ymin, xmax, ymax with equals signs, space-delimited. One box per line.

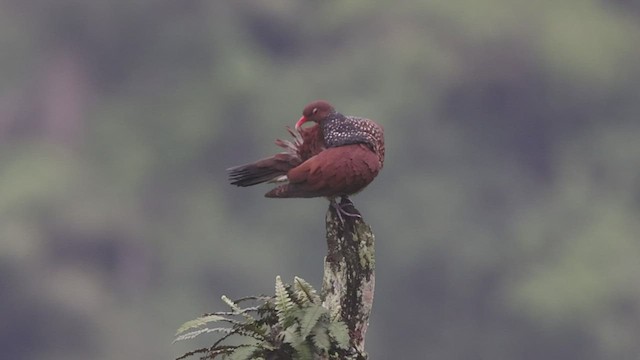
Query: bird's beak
xmin=295 ymin=116 xmax=307 ymax=130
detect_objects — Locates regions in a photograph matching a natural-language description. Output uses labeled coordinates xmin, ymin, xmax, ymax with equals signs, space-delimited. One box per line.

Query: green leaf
xmin=226 ymin=345 xmax=258 ymax=360
xmin=173 ymin=327 xmax=232 ymax=342
xmin=327 ymin=322 xmax=350 ymax=349
xmin=293 ymin=277 xmax=321 ymax=304
xmin=274 ymin=276 xmax=294 ymax=326
xmin=175 ymin=315 xmax=229 ymax=335
xmin=237 ymin=321 xmax=267 ymax=339
xmin=311 ymin=327 xmax=331 ymax=352
xmin=222 ymin=295 xmax=255 ymax=322
xmin=281 ymin=324 xmax=302 ymax=347
xmin=299 ymin=304 xmax=326 ymax=339
xmin=294 ymin=342 xmax=314 ymax=360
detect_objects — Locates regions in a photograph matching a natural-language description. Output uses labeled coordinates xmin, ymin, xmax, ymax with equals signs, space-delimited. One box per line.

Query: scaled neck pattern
xmin=320 ymin=112 xmax=385 ymax=166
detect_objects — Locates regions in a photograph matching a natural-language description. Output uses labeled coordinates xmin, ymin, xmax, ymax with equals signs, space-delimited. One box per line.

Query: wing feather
xmin=266 ymin=144 xmax=380 ymax=198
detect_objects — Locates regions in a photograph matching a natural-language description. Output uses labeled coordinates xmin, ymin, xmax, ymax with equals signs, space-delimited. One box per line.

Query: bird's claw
xmin=331 ymin=196 xmax=362 ymax=224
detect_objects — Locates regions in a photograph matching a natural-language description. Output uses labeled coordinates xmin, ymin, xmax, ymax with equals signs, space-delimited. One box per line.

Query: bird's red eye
xmin=312 ymin=108 xmax=318 ymax=115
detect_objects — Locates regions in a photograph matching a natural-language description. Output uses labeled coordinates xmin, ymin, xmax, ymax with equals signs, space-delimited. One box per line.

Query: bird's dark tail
xmin=227 ymin=164 xmax=283 ymax=187
xmin=227 ymin=154 xmax=300 ymax=187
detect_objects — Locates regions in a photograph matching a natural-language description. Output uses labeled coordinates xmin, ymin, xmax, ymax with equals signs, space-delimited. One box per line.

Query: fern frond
xmin=280 ymin=323 xmax=302 ymax=347
xmin=226 ymin=344 xmax=258 ymax=360
xmin=222 ymin=295 xmax=256 ymax=322
xmin=239 ymin=321 xmax=269 ymax=339
xmin=175 ymin=346 xmax=209 ymax=360
xmin=293 ymin=342 xmax=314 ymax=360
xmin=293 ymin=277 xmax=321 ymax=304
xmin=176 ymin=315 xmax=230 ymax=336
xmin=174 ymin=327 xmax=233 ymax=343
xmin=327 ymin=322 xmax=349 ymax=349
xmin=299 ymin=304 xmax=326 ymax=339
xmin=200 ymin=308 xmax=260 ymax=318
xmin=274 ymin=276 xmax=295 ymax=327
xmin=233 ymin=295 xmax=271 ymax=304
xmin=311 ymin=327 xmax=331 ymax=353
xmin=235 ymin=306 xmax=261 ymax=314
xmin=230 ymin=324 xmax=268 ymax=342
xmin=201 ymin=345 xmax=237 ymax=359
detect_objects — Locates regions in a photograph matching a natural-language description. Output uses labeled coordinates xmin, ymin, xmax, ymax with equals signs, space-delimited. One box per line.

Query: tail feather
xmin=227 ymin=153 xmax=300 ymax=187
xmin=228 ymin=126 xmax=322 ymax=189
xmin=228 ymin=165 xmax=284 ymax=187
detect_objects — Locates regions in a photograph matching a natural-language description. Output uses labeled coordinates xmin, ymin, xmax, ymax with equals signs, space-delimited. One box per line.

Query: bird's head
xmin=295 ymin=100 xmax=335 ymax=130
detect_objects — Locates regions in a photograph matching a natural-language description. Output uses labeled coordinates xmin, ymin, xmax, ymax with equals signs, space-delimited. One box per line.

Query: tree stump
xmin=321 ymin=198 xmax=375 ymax=359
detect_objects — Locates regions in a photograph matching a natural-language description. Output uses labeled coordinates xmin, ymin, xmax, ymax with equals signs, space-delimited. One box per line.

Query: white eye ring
xmin=312 ymin=108 xmax=318 ymax=114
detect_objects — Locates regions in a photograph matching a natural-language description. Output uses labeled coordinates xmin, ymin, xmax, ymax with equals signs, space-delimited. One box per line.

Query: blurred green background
xmin=2 ymin=0 xmax=640 ymax=359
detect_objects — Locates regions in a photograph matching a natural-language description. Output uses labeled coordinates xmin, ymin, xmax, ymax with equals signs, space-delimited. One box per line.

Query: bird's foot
xmin=339 ymin=196 xmax=362 ymax=218
xmin=331 ymin=196 xmax=362 ymax=224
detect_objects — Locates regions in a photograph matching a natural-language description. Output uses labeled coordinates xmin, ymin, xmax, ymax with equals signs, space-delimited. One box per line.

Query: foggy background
xmin=2 ymin=1 xmax=640 ymax=359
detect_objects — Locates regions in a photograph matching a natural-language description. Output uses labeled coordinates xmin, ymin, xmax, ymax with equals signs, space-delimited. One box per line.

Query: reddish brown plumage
xmin=227 ymin=100 xmax=384 ymax=201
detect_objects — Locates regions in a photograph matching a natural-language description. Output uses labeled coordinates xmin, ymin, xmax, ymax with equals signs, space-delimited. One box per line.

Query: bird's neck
xmin=320 ymin=112 xmax=349 ymax=148
xmin=320 ymin=113 xmax=380 ymax=152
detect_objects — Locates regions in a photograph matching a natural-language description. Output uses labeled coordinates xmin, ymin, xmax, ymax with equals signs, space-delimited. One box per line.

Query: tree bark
xmin=321 ymin=198 xmax=375 ymax=359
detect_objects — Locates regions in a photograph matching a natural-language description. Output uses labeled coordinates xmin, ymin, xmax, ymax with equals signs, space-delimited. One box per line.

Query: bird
xmin=227 ymin=100 xmax=385 ymax=219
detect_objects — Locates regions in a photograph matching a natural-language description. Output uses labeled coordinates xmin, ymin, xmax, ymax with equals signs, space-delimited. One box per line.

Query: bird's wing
xmin=268 ymin=144 xmax=380 ymax=198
